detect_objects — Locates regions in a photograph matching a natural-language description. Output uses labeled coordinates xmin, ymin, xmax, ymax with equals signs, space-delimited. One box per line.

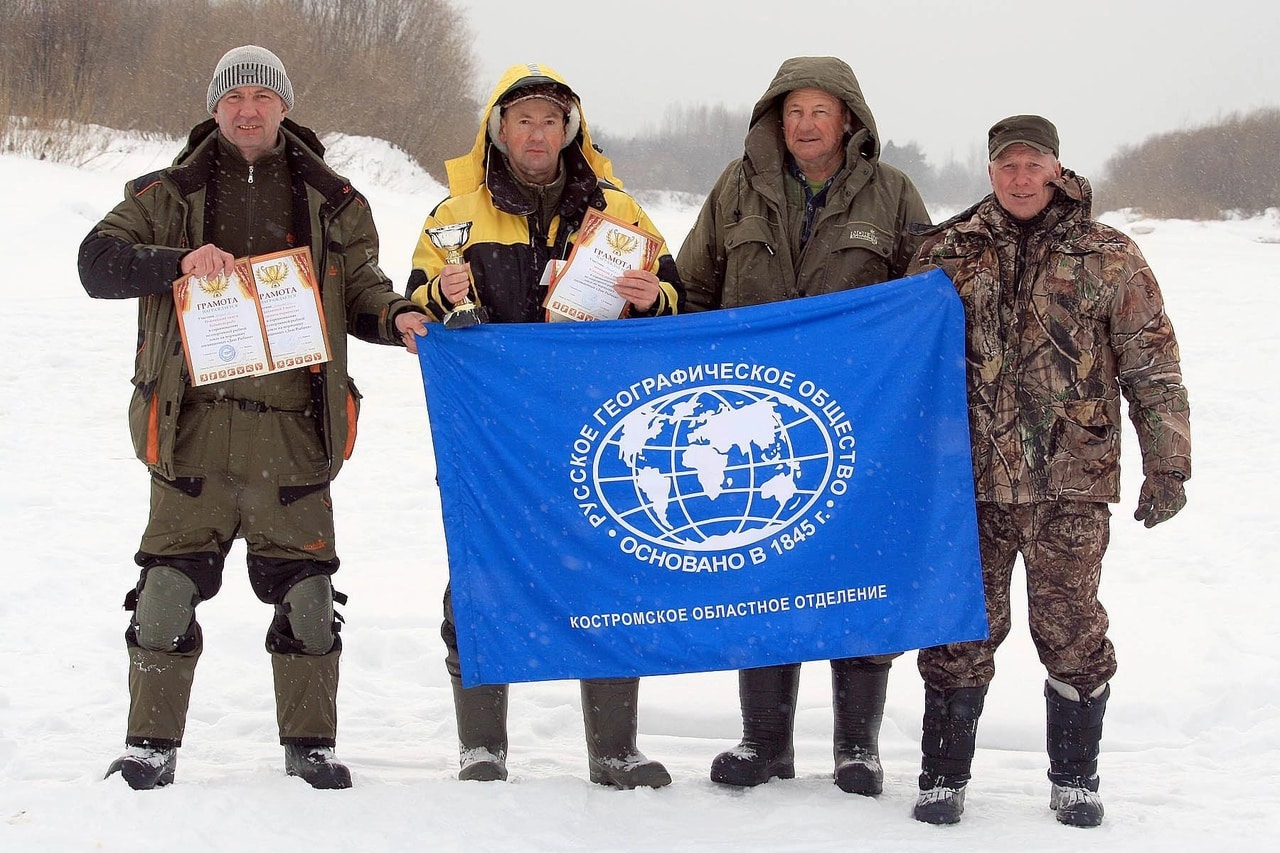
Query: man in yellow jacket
xmin=408 ymin=62 xmax=683 ymax=788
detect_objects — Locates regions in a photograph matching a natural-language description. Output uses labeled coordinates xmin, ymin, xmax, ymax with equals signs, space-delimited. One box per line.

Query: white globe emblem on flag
xmin=592 ymin=385 xmax=838 ymax=551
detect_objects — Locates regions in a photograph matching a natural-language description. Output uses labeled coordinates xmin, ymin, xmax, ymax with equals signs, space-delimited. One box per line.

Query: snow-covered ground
xmin=1 ymin=129 xmax=1277 ymax=851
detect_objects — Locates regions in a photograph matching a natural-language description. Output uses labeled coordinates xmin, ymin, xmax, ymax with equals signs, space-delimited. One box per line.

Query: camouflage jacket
xmin=907 ymin=171 xmax=1190 ymax=503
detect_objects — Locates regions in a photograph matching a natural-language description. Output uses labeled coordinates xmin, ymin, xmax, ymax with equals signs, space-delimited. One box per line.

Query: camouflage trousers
xmin=917 ymin=500 xmax=1117 ymax=697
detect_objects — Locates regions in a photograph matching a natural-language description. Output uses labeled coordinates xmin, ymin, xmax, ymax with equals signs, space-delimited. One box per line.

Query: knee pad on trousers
xmin=134 ymin=566 xmax=199 ymax=652
xmin=281 ymin=575 xmax=336 ymax=655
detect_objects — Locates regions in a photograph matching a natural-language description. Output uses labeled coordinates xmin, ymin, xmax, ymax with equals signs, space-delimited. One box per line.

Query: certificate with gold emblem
xmin=174 ymin=247 xmax=330 ymax=386
xmin=245 ymin=247 xmax=331 ymax=372
xmin=543 ymin=209 xmax=661 ymax=322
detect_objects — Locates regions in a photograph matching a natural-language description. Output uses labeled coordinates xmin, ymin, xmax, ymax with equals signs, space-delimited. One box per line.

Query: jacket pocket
xmin=831 ymin=220 xmax=893 ymax=259
xmin=723 ymin=215 xmax=776 ymax=253
xmin=722 ymin=216 xmax=783 ymax=305
xmin=1048 ymin=397 xmax=1121 ymax=496
xmin=128 ymin=380 xmax=161 ymax=466
xmin=806 ymin=220 xmax=895 ymax=294
xmin=266 ymin=409 xmax=332 ymax=485
xmin=1054 ymin=398 xmax=1115 ymax=457
xmin=343 ymin=380 xmax=362 ymax=461
xmin=128 ymin=293 xmax=185 ymax=474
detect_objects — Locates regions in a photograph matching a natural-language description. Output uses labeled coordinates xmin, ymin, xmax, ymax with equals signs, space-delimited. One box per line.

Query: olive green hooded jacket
xmin=79 ymin=118 xmax=419 ymax=481
xmin=677 ymin=56 xmax=931 ymax=310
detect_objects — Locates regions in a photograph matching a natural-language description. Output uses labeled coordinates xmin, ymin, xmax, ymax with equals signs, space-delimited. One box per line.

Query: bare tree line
xmin=1096 ymin=109 xmax=1280 ymax=218
xmin=0 ymin=0 xmax=478 ymax=179
xmin=599 ymin=103 xmax=1280 ymax=219
xmin=3 ymin=2 xmax=1276 ymax=217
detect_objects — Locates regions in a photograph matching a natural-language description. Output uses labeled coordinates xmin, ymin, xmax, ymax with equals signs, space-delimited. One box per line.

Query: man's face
xmin=213 ymin=85 xmax=287 ymax=163
xmin=781 ymin=88 xmax=849 ymax=180
xmin=988 ymin=144 xmax=1062 ymax=220
xmin=498 ymin=98 xmax=567 ymax=185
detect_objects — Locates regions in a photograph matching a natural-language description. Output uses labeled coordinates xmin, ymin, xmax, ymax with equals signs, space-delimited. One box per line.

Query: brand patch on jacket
xmin=848 ymin=226 xmax=881 ymax=246
xmin=840 ymin=222 xmax=891 ymax=257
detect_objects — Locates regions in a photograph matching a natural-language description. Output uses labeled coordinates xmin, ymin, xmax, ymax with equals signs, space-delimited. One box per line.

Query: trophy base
xmin=443 ymin=304 xmax=489 ymax=330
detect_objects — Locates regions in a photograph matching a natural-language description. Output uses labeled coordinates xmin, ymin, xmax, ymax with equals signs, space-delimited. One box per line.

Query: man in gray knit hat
xmin=79 ymin=45 xmax=429 ymax=790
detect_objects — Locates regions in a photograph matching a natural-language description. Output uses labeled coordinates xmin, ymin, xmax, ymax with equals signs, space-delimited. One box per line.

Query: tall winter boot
xmin=581 ymin=678 xmax=671 ymax=789
xmin=913 ymin=684 xmax=988 ymax=825
xmin=273 ymin=647 xmax=351 ymax=789
xmin=832 ymin=658 xmax=891 ymax=796
xmin=450 ymin=676 xmax=509 ymax=781
xmin=1046 ymin=678 xmax=1109 ymax=827
xmin=710 ymin=664 xmax=801 ymax=786
xmin=105 ymin=645 xmax=199 ymax=789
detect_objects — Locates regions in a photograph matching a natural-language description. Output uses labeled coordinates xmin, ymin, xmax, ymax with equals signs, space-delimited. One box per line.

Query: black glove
xmin=1133 ymin=472 xmax=1187 ymax=528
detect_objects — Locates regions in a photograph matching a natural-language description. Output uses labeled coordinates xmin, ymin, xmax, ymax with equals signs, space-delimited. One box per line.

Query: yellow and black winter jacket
xmin=407 ymin=63 xmax=683 ymax=322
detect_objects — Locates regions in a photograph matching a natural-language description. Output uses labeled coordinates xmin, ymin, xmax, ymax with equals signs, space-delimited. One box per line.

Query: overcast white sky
xmin=452 ymin=0 xmax=1279 ymax=177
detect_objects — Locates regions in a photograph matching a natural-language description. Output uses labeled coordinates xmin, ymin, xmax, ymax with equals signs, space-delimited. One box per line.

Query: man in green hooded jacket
xmin=678 ymin=55 xmax=931 ymax=797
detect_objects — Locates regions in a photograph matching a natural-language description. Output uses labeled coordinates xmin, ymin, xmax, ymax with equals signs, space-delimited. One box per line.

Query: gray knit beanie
xmin=206 ymin=45 xmax=294 ymax=114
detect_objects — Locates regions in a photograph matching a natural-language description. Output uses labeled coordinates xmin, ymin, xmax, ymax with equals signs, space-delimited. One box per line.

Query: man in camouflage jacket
xmin=905 ymin=115 xmax=1191 ymax=828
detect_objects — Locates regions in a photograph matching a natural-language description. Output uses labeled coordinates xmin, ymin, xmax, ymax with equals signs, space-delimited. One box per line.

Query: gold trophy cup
xmin=426 ymin=221 xmax=488 ymax=329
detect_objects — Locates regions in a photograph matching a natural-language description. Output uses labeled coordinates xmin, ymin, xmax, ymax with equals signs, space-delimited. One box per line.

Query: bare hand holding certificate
xmin=543 ymin=209 xmax=661 ymax=322
xmin=174 ymin=247 xmax=331 ymax=386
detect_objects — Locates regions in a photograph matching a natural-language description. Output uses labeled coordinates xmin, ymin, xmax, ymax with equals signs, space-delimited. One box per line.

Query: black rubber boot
xmin=451 ymin=676 xmax=509 ymax=781
xmin=832 ymin=658 xmax=891 ymax=796
xmin=284 ymin=744 xmax=352 ymax=789
xmin=104 ymin=743 xmax=178 ymax=790
xmin=913 ymin=684 xmax=987 ymax=825
xmin=1046 ymin=680 xmax=1109 ymax=828
xmin=581 ymin=678 xmax=671 ymax=789
xmin=710 ymin=664 xmax=801 ymax=787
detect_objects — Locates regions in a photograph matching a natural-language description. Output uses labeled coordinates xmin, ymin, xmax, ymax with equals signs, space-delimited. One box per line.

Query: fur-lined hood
xmin=443 ymin=62 xmax=620 ymax=197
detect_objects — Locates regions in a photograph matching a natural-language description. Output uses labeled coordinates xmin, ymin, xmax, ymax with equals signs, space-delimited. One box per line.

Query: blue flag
xmin=417 ymin=268 xmax=987 ymax=686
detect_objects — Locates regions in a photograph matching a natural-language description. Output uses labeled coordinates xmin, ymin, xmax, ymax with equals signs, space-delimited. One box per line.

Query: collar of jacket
xmin=484 ymin=141 xmax=606 ymax=224
xmin=742 ymin=120 xmax=874 ymax=206
xmin=164 ymin=117 xmax=352 ymax=212
xmin=915 ymin=169 xmax=1093 ymax=240
xmin=214 ymin=128 xmax=287 ymax=169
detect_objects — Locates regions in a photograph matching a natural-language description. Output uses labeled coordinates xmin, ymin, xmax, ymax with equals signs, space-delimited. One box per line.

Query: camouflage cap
xmin=988 ymin=114 xmax=1059 ymax=160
